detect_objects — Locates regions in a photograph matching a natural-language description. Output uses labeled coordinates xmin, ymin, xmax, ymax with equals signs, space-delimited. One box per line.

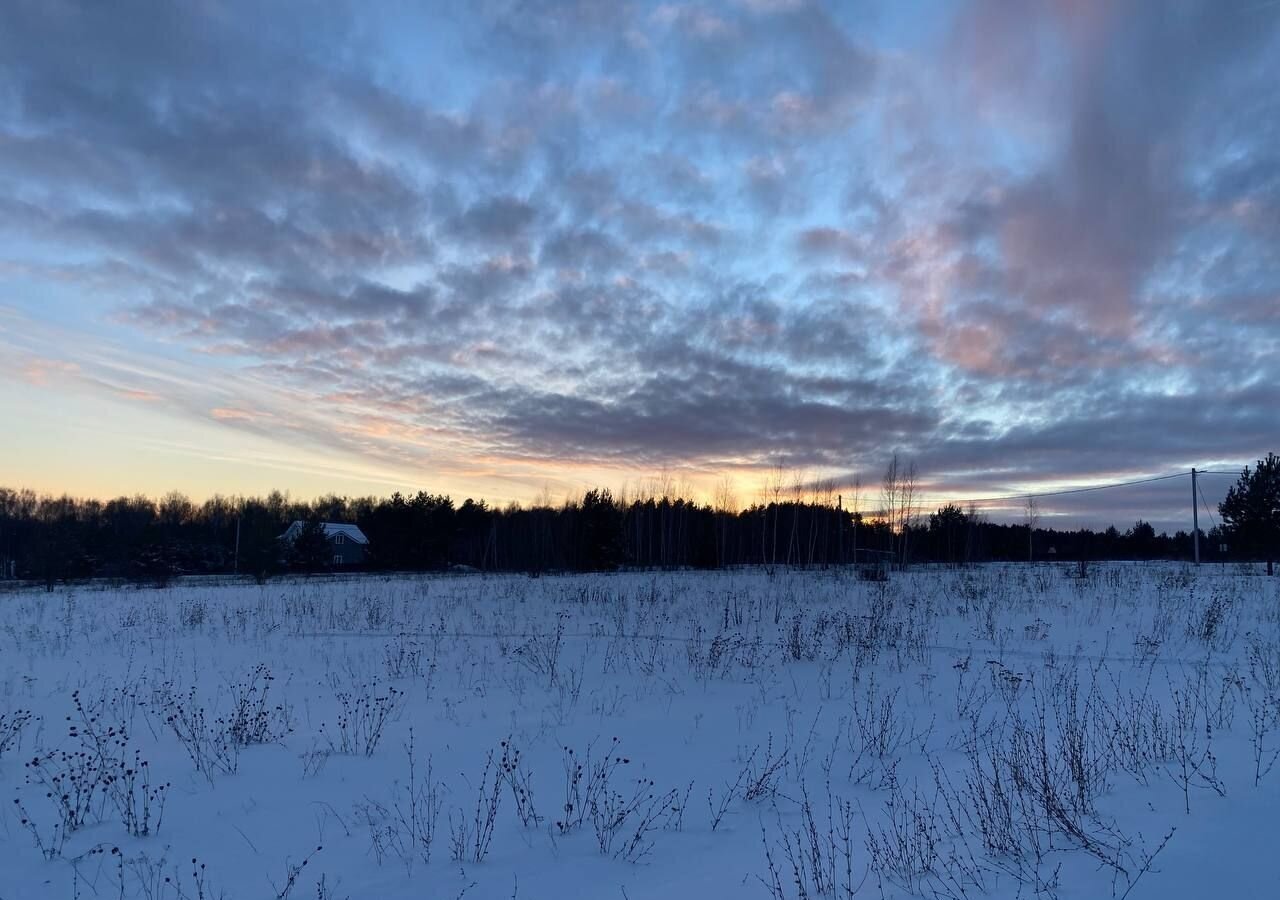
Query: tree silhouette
xmin=238 ymin=502 xmax=284 ymax=582
xmin=929 ymin=503 xmax=968 ymax=566
xmin=580 ymin=488 xmax=622 ymax=571
xmin=0 ymin=459 xmax=1250 ymax=579
xmin=289 ymin=518 xmax=332 ymax=573
xmin=1128 ymin=520 xmax=1156 ymax=560
xmin=1219 ymin=453 xmax=1279 ymax=575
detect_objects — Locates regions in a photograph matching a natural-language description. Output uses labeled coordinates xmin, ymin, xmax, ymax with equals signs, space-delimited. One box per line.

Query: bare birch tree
xmin=1024 ymin=496 xmax=1039 ymax=562
xmin=713 ymin=476 xmax=736 ymax=569
xmin=881 ymin=454 xmax=919 ymax=569
xmin=786 ymin=469 xmax=806 ymax=566
xmin=763 ymin=465 xmax=784 ymax=568
xmin=900 ymin=459 xmax=919 ymax=569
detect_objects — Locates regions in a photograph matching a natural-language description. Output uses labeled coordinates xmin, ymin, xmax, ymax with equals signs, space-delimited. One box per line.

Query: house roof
xmin=281 ymin=521 xmax=370 ymax=544
xmin=320 ymin=523 xmax=369 ymax=544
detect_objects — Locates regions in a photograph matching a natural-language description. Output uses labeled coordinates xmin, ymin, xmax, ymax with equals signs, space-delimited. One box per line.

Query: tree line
xmin=1 ymin=454 xmax=1274 ymax=585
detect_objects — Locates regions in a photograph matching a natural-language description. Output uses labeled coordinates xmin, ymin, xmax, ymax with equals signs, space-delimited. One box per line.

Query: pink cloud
xmin=210 ymin=407 xmax=269 ymax=422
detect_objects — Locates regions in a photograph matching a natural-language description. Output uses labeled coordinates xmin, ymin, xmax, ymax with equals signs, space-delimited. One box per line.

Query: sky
xmin=0 ymin=0 xmax=1277 ymax=530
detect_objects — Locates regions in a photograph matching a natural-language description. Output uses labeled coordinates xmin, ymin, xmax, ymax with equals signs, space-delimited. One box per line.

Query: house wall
xmin=328 ymin=536 xmax=367 ymax=566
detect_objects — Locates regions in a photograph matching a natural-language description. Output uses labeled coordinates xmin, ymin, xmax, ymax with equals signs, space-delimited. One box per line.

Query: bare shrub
xmin=356 ymin=728 xmax=444 ymax=871
xmin=322 ymin=677 xmax=404 ymax=757
xmin=498 ymin=736 xmax=541 ymax=828
xmin=513 ymin=613 xmax=566 ymax=686
xmin=1165 ymin=685 xmax=1226 ymax=813
xmin=708 ymin=758 xmax=752 ymax=832
xmin=272 ymin=845 xmax=325 ymax=900
xmin=20 ymin=691 xmax=170 ymax=851
xmin=591 ymin=775 xmax=679 ymax=862
xmin=162 ymin=685 xmax=240 ymax=781
xmin=450 ymin=750 xmax=501 ymax=864
xmin=847 ymin=677 xmax=930 ymax=788
xmin=686 ymin=625 xmax=739 ymax=682
xmin=865 ymin=780 xmax=944 ymax=896
xmin=0 ymin=707 xmax=33 ymax=759
xmin=383 ymin=634 xmax=429 ymax=680
xmin=227 ymin=663 xmax=293 ymax=746
xmin=759 ymin=782 xmax=862 ymax=899
xmin=743 ymin=733 xmax=791 ymax=802
xmin=555 ymin=737 xmax=630 ymax=835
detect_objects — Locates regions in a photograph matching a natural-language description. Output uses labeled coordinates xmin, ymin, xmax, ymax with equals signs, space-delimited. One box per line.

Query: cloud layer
xmin=1 ymin=0 xmax=1277 ymax=521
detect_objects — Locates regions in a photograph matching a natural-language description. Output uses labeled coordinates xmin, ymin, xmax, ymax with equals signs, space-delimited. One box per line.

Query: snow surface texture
xmin=1 ymin=565 xmax=1277 ymax=899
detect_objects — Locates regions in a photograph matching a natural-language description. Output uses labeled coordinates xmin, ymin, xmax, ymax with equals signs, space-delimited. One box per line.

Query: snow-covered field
xmin=1 ymin=565 xmax=1277 ymax=900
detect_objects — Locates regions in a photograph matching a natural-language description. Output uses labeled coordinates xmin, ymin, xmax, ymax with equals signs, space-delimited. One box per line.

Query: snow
xmin=1 ymin=564 xmax=1277 ymax=899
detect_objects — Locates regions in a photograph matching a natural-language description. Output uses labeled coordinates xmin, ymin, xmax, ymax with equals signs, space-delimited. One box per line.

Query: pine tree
xmin=290 ymin=518 xmax=332 ymax=573
xmin=1219 ymin=453 xmax=1280 ymax=575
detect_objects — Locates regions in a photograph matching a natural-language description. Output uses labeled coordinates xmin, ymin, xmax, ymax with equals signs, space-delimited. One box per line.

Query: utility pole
xmin=234 ymin=516 xmax=242 ymax=575
xmin=852 ymin=503 xmax=858 ymax=569
xmin=837 ymin=494 xmax=843 ymax=566
xmin=1025 ymin=496 xmax=1038 ymax=563
xmin=1191 ymin=468 xmax=1200 ymax=565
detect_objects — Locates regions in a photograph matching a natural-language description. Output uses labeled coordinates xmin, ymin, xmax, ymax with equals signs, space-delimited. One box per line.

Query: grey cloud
xmin=491 ymin=365 xmax=938 ymax=469
xmin=915 ymin=384 xmax=1280 ymax=487
xmin=614 ymin=201 xmax=724 ymax=248
xmin=438 ymin=257 xmax=535 ymax=305
xmin=659 ymin=2 xmax=875 ymax=140
xmin=446 ymin=196 xmax=538 ymax=243
xmin=795 ymin=227 xmax=868 ymax=262
xmin=540 ymin=227 xmax=628 ymax=272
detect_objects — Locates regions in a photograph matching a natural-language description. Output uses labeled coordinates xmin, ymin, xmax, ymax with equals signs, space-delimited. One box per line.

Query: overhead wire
xmin=1197 ymin=480 xmax=1219 ymax=533
xmin=854 ymin=465 xmax=1249 ymax=519
xmin=915 ymin=471 xmax=1189 ymax=508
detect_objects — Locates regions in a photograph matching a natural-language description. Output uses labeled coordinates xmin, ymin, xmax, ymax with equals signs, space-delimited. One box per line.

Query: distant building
xmin=279 ymin=521 xmax=370 ymax=567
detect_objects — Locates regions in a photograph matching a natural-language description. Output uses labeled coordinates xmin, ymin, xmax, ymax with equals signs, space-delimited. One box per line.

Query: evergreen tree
xmin=1220 ymin=453 xmax=1280 ymax=575
xmin=289 ymin=518 xmax=332 ymax=573
xmin=580 ymin=488 xmax=622 ymax=571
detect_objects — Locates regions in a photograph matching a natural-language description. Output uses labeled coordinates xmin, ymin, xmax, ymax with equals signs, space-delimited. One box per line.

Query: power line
xmin=895 ymin=465 xmax=1249 ymax=514
xmin=908 ymin=470 xmax=1190 ymax=510
xmin=1197 ymin=481 xmax=1219 ymax=533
